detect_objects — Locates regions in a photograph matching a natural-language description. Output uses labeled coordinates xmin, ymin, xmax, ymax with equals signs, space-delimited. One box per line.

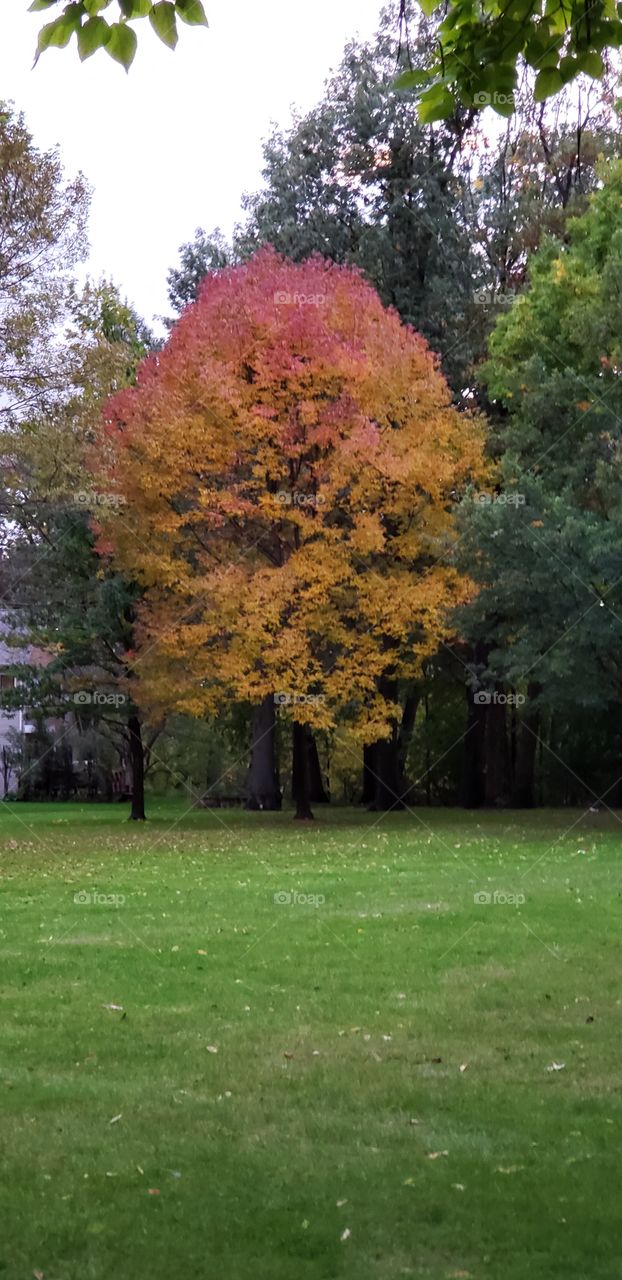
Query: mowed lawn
xmin=1 ymin=801 xmax=621 ymax=1280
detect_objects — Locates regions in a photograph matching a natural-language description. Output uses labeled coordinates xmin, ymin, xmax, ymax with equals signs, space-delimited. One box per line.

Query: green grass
xmin=1 ymin=800 xmax=621 ymax=1280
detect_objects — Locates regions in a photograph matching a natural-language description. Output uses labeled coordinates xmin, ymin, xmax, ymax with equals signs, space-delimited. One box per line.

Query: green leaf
xmin=418 ymin=84 xmax=456 ymax=122
xmin=35 ymin=13 xmax=78 ymax=58
xmin=418 ymin=0 xmax=439 ymax=14
xmin=575 ymin=49 xmax=605 ymax=76
xmin=118 ymin=0 xmax=152 ymax=15
xmin=491 ymin=95 xmax=516 ymax=117
xmin=394 ymin=67 xmax=430 ymax=90
xmin=149 ymin=0 xmax=178 ymax=47
xmin=83 ymin=0 xmax=110 ymax=12
xmin=533 ymin=66 xmax=563 ymax=99
xmin=106 ymin=20 xmax=138 ymax=67
xmin=559 ymin=54 xmax=579 ymax=82
xmin=77 ymin=15 xmax=110 ymax=58
xmin=176 ymin=0 xmax=207 ymax=24
xmin=28 ymin=1 xmax=58 ymax=11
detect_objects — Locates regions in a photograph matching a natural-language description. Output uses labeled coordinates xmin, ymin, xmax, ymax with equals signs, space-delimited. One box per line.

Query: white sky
xmin=1 ymin=0 xmax=383 ymax=327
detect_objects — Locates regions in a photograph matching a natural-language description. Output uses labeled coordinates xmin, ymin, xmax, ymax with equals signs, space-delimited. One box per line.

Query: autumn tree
xmin=97 ymin=248 xmax=485 ymax=818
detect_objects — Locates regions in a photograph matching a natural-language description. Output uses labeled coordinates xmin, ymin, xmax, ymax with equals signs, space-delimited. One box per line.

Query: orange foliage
xmin=96 ymin=248 xmax=486 ymax=739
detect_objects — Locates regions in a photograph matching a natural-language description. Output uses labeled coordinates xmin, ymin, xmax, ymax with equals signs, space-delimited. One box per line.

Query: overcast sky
xmin=1 ymin=0 xmax=383 ymax=326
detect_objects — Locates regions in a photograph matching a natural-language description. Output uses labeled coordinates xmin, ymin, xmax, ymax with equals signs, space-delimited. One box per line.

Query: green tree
xmin=456 ymin=160 xmax=622 ymax=803
xmin=0 ymin=102 xmax=89 ymax=426
xmin=1 ymin=281 xmax=155 ymax=818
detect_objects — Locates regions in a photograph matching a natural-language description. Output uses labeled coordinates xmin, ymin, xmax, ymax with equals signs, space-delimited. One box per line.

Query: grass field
xmin=1 ymin=799 xmax=621 ymax=1280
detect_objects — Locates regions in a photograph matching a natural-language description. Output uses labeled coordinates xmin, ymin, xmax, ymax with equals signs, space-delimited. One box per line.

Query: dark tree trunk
xmin=484 ymin=689 xmax=509 ymax=807
xmin=307 ymin=730 xmax=330 ymax=803
xmin=462 ymin=684 xmax=486 ymax=808
xmin=512 ymin=683 xmax=542 ymax=807
xmin=397 ymin=689 xmax=419 ymax=805
xmin=361 ymin=743 xmax=377 ymax=804
xmin=373 ymin=735 xmax=405 ymax=810
xmin=369 ymin=678 xmax=404 ymax=811
xmin=246 ymin=694 xmax=281 ymax=810
xmin=128 ymin=713 xmax=146 ymax=820
xmin=292 ymin=722 xmax=314 ymax=820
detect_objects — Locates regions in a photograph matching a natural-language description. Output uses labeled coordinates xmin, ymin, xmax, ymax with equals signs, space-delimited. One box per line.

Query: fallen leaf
xmin=336 ymin=1198 xmax=348 ymax=1207
xmin=459 ymin=1063 xmax=468 ymax=1073
xmin=33 ymin=1271 xmax=44 ymax=1280
xmin=283 ymin=1052 xmax=294 ymax=1059
xmin=206 ymin=1045 xmax=218 ymax=1054
xmin=452 ymin=1183 xmax=465 ymax=1191
xmin=102 ymin=1003 xmax=124 ymax=1012
xmin=546 ymin=1062 xmax=566 ymax=1072
xmin=427 ymin=1151 xmax=449 ymax=1159
xmin=340 ymin=1228 xmax=351 ymax=1241
xmin=109 ymin=1114 xmax=122 ymax=1125
xmin=147 ymin=1188 xmax=160 ymax=1195
xmin=197 ymin=949 xmax=207 ymax=955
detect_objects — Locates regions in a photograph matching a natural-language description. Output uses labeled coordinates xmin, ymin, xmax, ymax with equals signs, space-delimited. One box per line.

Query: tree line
xmin=2 ymin=2 xmax=622 ymax=818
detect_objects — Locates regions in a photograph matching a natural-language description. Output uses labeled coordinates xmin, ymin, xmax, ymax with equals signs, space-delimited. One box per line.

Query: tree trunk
xmin=292 ymin=721 xmax=314 ymax=819
xmin=371 ymin=679 xmax=404 ymax=810
xmin=373 ymin=734 xmax=405 ymax=810
xmin=512 ymin=683 xmax=542 ymax=807
xmin=361 ymin=743 xmax=376 ymax=804
xmin=397 ymin=689 xmax=419 ymax=805
xmin=246 ymin=694 xmax=281 ymax=810
xmin=128 ymin=713 xmax=146 ymax=820
xmin=462 ymin=683 xmax=486 ymax=807
xmin=308 ymin=730 xmax=330 ymax=803
xmin=484 ymin=689 xmax=509 ymax=807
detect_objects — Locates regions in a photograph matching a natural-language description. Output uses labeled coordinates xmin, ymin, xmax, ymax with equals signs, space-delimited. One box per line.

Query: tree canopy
xmin=398 ymin=0 xmax=622 ymax=120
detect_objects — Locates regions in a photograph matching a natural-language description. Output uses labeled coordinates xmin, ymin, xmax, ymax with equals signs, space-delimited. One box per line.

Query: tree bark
xmin=462 ymin=684 xmax=486 ymax=807
xmin=308 ymin=730 xmax=330 ymax=803
xmin=512 ymin=683 xmax=542 ymax=807
xmin=246 ymin=694 xmax=281 ymax=810
xmin=397 ymin=689 xmax=419 ymax=805
xmin=361 ymin=743 xmax=377 ymax=804
xmin=128 ymin=713 xmax=146 ymax=820
xmin=484 ymin=689 xmax=509 ymax=807
xmin=292 ymin=721 xmax=314 ymax=820
xmin=368 ymin=678 xmax=404 ymax=810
